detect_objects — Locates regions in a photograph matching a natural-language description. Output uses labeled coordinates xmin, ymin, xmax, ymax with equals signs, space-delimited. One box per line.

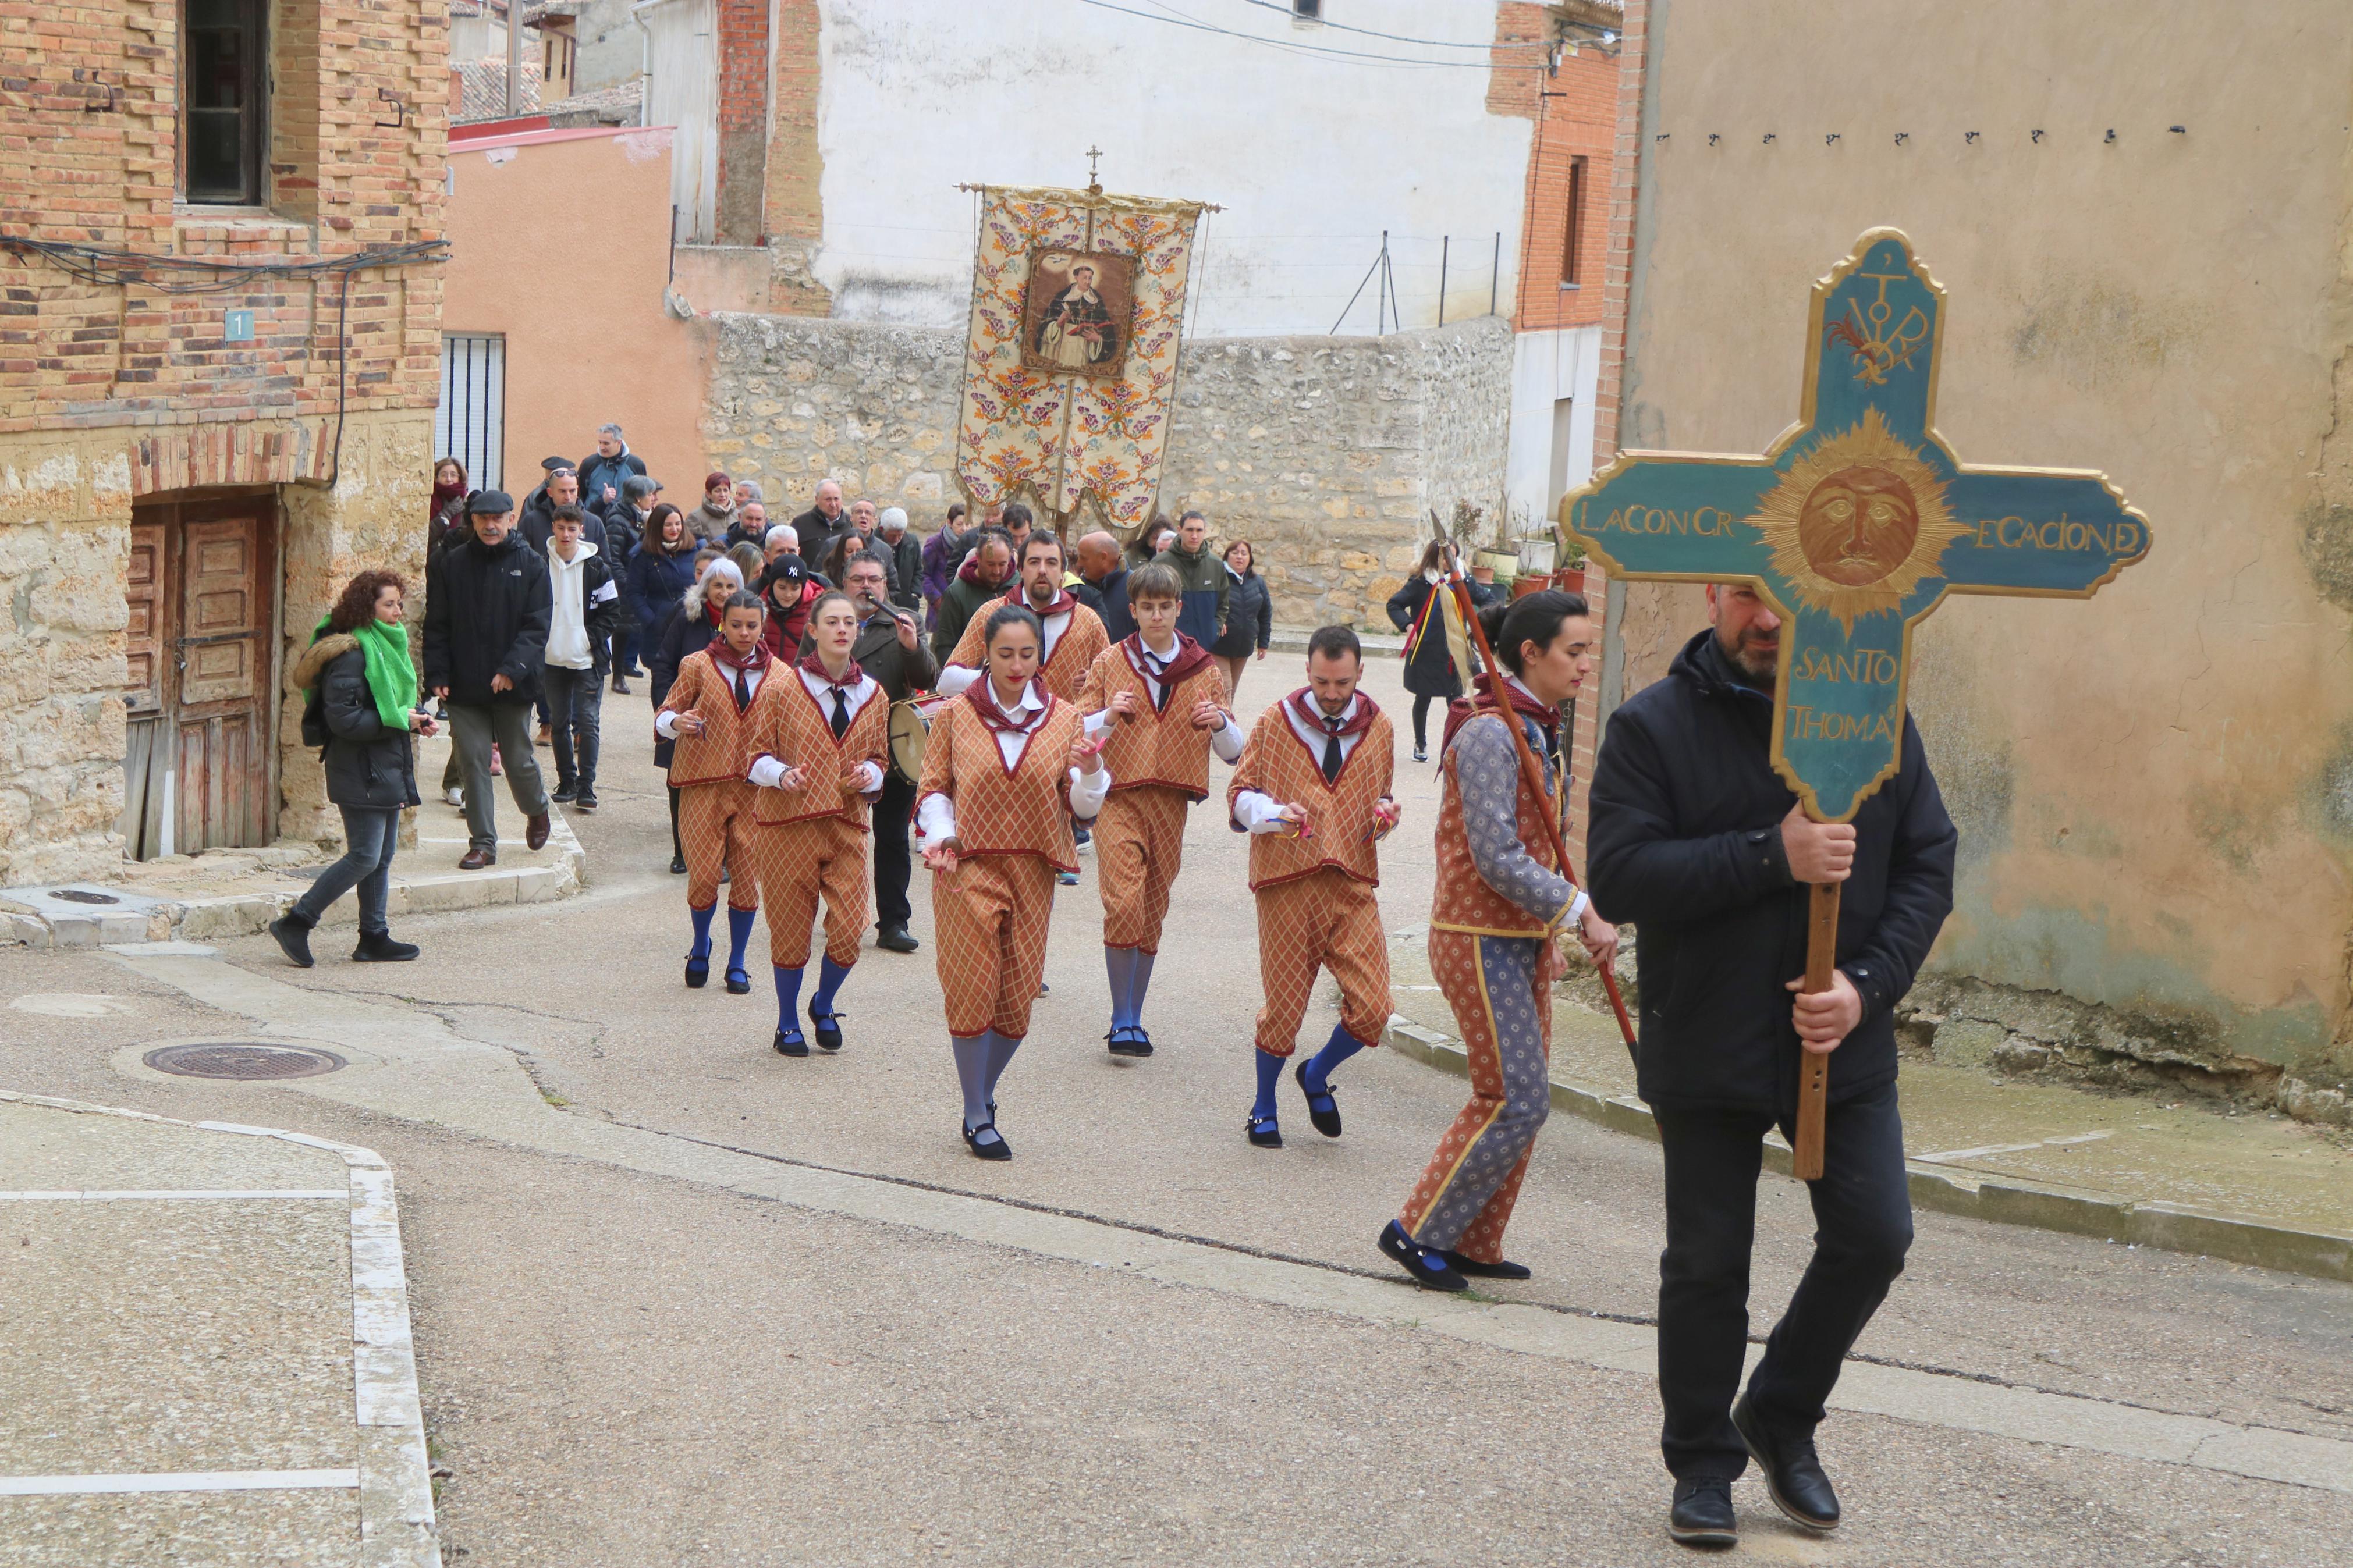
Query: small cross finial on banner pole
xmin=1085 ymin=145 xmax=1104 ymax=195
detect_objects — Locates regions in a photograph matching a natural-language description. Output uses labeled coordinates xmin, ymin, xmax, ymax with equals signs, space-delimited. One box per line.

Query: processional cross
xmin=1561 ymin=228 xmax=2150 ymax=1177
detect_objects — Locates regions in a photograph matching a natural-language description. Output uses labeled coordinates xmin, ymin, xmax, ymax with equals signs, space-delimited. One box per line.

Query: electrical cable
xmin=1233 ymin=0 xmax=1613 ymax=52
xmin=1080 ymin=0 xmax=1555 ymax=69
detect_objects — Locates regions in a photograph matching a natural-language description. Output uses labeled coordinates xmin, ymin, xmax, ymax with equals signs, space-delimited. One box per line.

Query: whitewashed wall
xmin=810 ymin=1 xmax=1535 ymax=334
xmin=637 ymin=0 xmax=716 ymax=239
xmin=1505 ymin=325 xmax=1602 ymax=539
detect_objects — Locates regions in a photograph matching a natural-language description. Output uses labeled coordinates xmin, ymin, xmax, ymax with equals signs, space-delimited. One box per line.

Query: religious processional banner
xmin=954 ymin=185 xmax=1206 ymax=533
xmin=1561 ymin=228 xmax=2150 ymax=821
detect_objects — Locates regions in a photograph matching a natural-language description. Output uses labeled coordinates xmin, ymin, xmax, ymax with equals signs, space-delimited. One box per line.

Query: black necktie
xmin=734 ymin=667 xmax=751 ymax=712
xmin=830 ymin=687 xmax=850 ymax=739
xmin=1321 ymin=716 xmax=1344 ymax=784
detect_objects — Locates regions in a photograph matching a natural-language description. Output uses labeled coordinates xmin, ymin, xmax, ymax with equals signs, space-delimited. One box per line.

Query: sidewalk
xmin=1383 ymin=927 xmax=2353 ymax=1283
xmin=0 ymin=733 xmax=584 ymax=952
xmin=0 ymin=1093 xmax=436 ymax=1567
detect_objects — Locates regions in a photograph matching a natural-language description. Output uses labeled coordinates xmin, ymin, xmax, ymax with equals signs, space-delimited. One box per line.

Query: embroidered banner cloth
xmin=955 ymin=185 xmax=1205 ymax=534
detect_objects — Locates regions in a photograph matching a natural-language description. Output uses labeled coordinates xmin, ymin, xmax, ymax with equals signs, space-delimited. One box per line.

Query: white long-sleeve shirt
xmin=655 ymin=659 xmax=767 ymax=737
xmin=915 ymin=682 xmax=1111 ymax=841
xmin=935 ymin=599 xmax=1076 ymax=697
xmin=1081 ymin=635 xmax=1244 ymax=761
xmin=744 ymin=666 xmax=886 ymax=793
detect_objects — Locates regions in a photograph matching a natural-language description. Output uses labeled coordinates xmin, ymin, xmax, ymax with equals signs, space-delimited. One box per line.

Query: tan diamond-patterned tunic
xmin=661 ymin=651 xmax=789 ymax=912
xmin=1226 ymin=699 xmax=1397 ymax=1057
xmin=1079 ymin=643 xmax=1230 ymax=952
xmin=748 ymin=675 xmax=891 ymax=968
xmin=915 ymin=694 xmax=1088 ymax=1039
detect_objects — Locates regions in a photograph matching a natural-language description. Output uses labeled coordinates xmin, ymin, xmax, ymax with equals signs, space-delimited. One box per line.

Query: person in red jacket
xmin=758 ymin=554 xmax=822 ymax=657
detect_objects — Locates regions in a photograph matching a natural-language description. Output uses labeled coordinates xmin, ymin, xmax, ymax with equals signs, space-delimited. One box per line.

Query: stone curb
xmin=1381 ymin=1019 xmax=2353 ymax=1285
xmin=1269 ymin=625 xmax=1407 ymax=657
xmin=1 ymin=810 xmax=587 ymax=952
xmin=0 ymin=1090 xmax=441 ymax=1567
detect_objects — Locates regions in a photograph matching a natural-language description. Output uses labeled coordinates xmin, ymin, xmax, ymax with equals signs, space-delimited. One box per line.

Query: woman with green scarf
xmin=269 ymin=570 xmax=438 ymax=967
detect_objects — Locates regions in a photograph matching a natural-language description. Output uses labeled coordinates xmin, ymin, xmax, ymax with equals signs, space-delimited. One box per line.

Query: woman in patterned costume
xmin=747 ymin=589 xmax=891 ymax=1058
xmin=657 ymin=589 xmax=785 ymax=995
xmin=1380 ymin=592 xmax=1621 ymax=1292
xmin=915 ymin=604 xmax=1113 ymax=1159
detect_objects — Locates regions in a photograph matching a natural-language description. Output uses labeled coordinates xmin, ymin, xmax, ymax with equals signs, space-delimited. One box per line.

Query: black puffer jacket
xmin=1585 ymin=629 xmax=1957 ymax=1116
xmin=295 ymin=635 xmax=421 ymax=810
xmin=424 ymin=528 xmax=552 ymax=706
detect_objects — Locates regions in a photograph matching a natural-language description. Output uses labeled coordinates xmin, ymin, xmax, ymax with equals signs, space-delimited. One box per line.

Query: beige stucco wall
xmin=443 ymin=127 xmax=712 ymax=493
xmin=1612 ymin=1 xmax=2353 ymax=1071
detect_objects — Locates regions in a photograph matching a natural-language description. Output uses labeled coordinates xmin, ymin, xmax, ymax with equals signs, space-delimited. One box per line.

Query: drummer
xmin=818 ymin=549 xmax=939 ymax=955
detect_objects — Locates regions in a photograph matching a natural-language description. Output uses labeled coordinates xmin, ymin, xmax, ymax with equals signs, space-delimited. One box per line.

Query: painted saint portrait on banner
xmin=1020 ymin=250 xmax=1133 ymax=377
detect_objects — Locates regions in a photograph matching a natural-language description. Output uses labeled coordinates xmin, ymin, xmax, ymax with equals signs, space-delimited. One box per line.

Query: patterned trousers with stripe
xmin=934 ymin=854 xmax=1059 ymax=1040
xmin=1096 ymin=787 xmax=1190 ymax=952
xmin=756 ymin=815 xmax=869 ymax=969
xmin=1252 ymin=870 xmax=1390 ymax=1058
xmin=679 ymin=780 xmax=760 ymax=913
xmin=1398 ymin=928 xmax=1557 ymax=1265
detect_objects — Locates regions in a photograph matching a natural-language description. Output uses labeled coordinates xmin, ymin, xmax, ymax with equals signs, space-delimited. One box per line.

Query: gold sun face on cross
xmin=1747 ymin=407 xmax=1968 ymax=628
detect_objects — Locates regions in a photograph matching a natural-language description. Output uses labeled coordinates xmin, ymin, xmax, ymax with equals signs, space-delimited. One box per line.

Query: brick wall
xmin=1 ymin=0 xmax=450 ymax=435
xmin=714 ymin=0 xmax=771 ymax=244
xmin=760 ymin=0 xmax=831 ymax=314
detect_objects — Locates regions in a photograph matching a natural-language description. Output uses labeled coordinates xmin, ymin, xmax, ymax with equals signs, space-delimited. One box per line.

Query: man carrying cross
xmin=1586 ymin=583 xmax=1955 ymax=1546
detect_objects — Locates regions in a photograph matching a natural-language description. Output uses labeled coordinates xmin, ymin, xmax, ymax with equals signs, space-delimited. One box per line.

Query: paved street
xmin=5 ymin=655 xmax=2351 ymax=1565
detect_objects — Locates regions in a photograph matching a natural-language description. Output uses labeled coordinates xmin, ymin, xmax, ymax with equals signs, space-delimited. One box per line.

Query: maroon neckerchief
xmin=1124 ymin=633 xmax=1216 ymax=712
xmin=965 ymin=675 xmax=1049 ymax=737
xmin=798 ymin=651 xmax=865 ymax=688
xmin=707 ymin=636 xmax=772 ymax=710
xmin=1441 ymin=674 xmax=1559 ymax=754
xmin=1286 ymin=687 xmax=1379 ymax=741
xmin=1012 ymin=585 xmax=1078 ymax=620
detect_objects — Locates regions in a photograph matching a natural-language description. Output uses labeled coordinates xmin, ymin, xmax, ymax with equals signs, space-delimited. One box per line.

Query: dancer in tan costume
xmin=1077 ymin=561 xmax=1243 ymax=1057
xmin=917 ymin=602 xmax=1112 ymax=1159
xmin=1380 ymin=592 xmax=1620 ymax=1293
xmin=1227 ymin=624 xmax=1400 ymax=1147
xmin=658 ymin=589 xmax=784 ymax=994
xmin=748 ymin=589 xmax=890 ymax=1057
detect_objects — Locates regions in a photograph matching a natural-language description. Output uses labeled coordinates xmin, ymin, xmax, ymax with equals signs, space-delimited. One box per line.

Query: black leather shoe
xmin=875 ymin=923 xmax=920 ymax=953
xmin=773 ymin=1027 xmax=809 ymax=1058
xmin=1667 ymin=1478 xmax=1738 ymax=1549
xmin=1376 ymin=1220 xmax=1468 ymax=1292
xmin=1732 ymin=1393 xmax=1840 ymax=1531
xmin=1294 ymin=1060 xmax=1342 ymax=1137
xmin=963 ymin=1122 xmax=1012 ymax=1160
xmin=670 ymin=853 xmax=688 ymax=874
xmin=1440 ymin=1250 xmax=1532 ymax=1280
xmin=1245 ymin=1112 xmax=1282 ymax=1148
xmin=810 ymin=1007 xmax=843 ymax=1052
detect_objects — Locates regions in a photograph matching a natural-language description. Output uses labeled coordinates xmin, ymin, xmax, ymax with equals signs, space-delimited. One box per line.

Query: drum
xmin=888 ymin=696 xmax=946 ymax=785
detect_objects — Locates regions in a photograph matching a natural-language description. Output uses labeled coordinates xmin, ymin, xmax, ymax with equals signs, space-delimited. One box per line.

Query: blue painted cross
xmin=1563 ymin=228 xmax=2150 ymax=822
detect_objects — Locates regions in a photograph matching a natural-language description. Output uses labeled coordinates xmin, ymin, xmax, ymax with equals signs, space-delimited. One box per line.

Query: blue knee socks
xmin=1105 ymin=947 xmax=1138 ymax=1030
xmin=1303 ymin=1024 xmax=1365 ymax=1096
xmin=688 ymin=904 xmax=715 ymax=960
xmin=952 ymin=1034 xmax=991 ymax=1129
xmin=983 ymin=1029 xmax=1021 ymax=1102
xmin=1128 ymin=950 xmax=1156 ymax=1027
xmin=812 ymin=956 xmax=850 ymax=1019
xmin=726 ymin=907 xmax=755 ymax=975
xmin=1252 ymin=1049 xmax=1286 ymax=1121
xmin=773 ymin=965 xmax=804 ymax=1034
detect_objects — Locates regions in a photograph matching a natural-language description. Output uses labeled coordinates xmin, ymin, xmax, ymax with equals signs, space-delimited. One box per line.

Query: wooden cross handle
xmin=1793 ymin=879 xmax=1840 ymax=1181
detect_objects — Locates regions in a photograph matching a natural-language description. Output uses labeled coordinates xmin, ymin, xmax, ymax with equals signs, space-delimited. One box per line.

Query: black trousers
xmin=873 ymin=769 xmax=917 ymax=927
xmin=1655 ymin=1079 xmax=1912 ymax=1481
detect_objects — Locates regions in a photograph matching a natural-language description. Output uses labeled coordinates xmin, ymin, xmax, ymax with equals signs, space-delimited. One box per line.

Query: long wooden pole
xmin=1793 ymin=879 xmax=1839 ymax=1181
xmin=1436 ymin=549 xmax=1638 ymax=1054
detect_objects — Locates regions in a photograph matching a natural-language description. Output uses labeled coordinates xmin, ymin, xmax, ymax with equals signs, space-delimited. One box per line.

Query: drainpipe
xmin=506 ymin=0 xmax=523 ymax=117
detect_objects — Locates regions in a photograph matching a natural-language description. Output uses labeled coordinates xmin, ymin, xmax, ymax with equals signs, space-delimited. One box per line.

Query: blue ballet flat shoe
xmin=810 ymin=1006 xmax=844 ymax=1052
xmin=684 ymin=952 xmax=710 ymax=989
xmin=1295 ymin=1061 xmax=1343 ymax=1138
xmin=725 ymin=966 xmax=751 ymax=995
xmin=773 ymin=1026 xmax=809 ymax=1058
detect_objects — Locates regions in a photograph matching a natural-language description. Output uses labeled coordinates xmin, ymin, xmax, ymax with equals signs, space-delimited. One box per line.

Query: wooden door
xmin=120 ymin=493 xmax=279 ymax=858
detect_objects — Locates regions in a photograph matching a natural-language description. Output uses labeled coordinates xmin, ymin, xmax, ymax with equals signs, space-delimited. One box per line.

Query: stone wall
xmin=698 ymin=313 xmax=1513 ymax=628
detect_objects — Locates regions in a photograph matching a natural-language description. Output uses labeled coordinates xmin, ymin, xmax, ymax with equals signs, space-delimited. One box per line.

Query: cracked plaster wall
xmin=1608 ymin=3 xmax=2353 ymax=1072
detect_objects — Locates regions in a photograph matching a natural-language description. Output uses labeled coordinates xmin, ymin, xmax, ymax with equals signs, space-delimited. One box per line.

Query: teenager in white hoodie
xmin=542 ymin=506 xmax=623 ymax=810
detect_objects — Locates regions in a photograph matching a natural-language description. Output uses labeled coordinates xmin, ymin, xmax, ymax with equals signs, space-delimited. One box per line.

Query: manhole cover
xmin=49 ymin=889 xmax=120 ymax=905
xmin=144 ymin=1043 xmax=346 ymax=1080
